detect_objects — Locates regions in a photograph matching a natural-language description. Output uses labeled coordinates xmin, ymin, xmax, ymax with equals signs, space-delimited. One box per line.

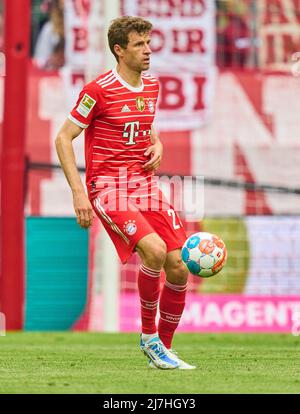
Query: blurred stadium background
xmin=1 ymin=0 xmax=300 ymax=337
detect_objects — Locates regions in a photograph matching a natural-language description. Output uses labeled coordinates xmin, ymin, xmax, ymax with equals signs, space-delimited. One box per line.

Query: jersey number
xmin=123 ymin=121 xmax=140 ymax=145
xmin=168 ymin=209 xmax=181 ymax=230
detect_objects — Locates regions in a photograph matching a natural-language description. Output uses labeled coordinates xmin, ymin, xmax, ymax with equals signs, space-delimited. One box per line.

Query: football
xmin=181 ymin=232 xmax=227 ymax=278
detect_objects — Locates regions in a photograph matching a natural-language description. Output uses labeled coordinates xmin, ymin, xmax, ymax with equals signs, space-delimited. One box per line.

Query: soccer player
xmin=55 ymin=16 xmax=195 ymax=370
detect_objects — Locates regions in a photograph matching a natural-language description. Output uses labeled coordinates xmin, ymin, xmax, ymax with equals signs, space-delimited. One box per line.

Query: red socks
xmin=158 ymin=280 xmax=187 ymax=349
xmin=138 ymin=265 xmax=187 ymax=348
xmin=138 ymin=265 xmax=161 ymax=334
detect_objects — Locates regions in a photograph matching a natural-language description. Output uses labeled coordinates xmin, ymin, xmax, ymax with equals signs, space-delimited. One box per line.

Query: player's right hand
xmin=73 ymin=191 xmax=94 ymax=229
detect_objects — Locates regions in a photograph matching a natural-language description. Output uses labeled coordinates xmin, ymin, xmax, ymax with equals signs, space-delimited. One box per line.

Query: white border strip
xmin=68 ymin=114 xmax=89 ymax=129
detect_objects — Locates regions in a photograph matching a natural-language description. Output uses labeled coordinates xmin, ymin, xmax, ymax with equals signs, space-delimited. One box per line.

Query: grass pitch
xmin=0 ymin=332 xmax=299 ymax=394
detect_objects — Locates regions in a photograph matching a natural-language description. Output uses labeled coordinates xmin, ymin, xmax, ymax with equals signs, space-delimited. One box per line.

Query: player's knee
xmin=167 ymin=260 xmax=189 ymax=285
xmin=144 ymin=239 xmax=167 ymax=269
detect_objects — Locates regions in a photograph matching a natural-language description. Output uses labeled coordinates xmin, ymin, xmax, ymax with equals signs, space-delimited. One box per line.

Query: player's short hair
xmin=108 ymin=16 xmax=153 ymax=62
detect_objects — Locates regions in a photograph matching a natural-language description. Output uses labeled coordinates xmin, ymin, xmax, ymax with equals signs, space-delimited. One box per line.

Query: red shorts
xmin=90 ymin=188 xmax=187 ymax=264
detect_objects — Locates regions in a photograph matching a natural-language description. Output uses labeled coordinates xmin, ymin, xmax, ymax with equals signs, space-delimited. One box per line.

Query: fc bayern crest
xmin=136 ymin=96 xmax=145 ymax=112
xmin=124 ymin=220 xmax=137 ymax=236
xmin=148 ymin=99 xmax=155 ymax=113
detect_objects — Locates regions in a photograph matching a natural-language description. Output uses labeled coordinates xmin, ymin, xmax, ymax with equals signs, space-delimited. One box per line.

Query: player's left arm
xmin=143 ymin=126 xmax=163 ymax=171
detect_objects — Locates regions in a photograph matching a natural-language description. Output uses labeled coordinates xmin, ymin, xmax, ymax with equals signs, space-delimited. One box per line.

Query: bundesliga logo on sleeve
xmin=77 ymin=94 xmax=96 ymax=118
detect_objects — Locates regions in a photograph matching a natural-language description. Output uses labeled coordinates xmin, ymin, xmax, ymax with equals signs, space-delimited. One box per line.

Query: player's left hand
xmin=143 ymin=141 xmax=163 ymax=171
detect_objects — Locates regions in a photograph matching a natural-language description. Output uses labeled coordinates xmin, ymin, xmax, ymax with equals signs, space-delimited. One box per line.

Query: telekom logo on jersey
xmin=123 ymin=121 xmax=139 ymax=145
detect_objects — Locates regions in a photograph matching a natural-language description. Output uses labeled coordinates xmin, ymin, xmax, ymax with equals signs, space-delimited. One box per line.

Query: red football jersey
xmin=69 ymin=68 xmax=159 ymax=198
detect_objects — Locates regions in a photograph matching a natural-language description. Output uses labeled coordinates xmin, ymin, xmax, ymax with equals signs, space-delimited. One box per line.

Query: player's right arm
xmin=55 ymin=119 xmax=94 ymax=229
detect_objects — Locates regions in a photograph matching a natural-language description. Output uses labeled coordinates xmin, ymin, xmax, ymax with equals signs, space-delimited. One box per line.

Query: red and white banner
xmin=259 ymin=0 xmax=300 ymax=71
xmin=63 ymin=0 xmax=105 ymax=105
xmin=64 ymin=0 xmax=90 ymax=71
xmin=64 ymin=0 xmax=217 ymax=131
xmin=122 ymin=0 xmax=216 ymax=130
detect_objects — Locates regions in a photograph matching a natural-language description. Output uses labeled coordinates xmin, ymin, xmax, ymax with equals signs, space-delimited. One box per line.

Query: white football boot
xmin=140 ymin=335 xmax=179 ymax=370
xmin=149 ymin=348 xmax=196 ymax=370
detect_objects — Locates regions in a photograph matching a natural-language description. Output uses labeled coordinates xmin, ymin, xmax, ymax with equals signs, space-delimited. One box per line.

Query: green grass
xmin=0 ymin=332 xmax=299 ymax=394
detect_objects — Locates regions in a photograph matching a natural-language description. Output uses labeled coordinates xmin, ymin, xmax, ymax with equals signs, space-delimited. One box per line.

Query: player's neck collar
xmin=113 ymin=67 xmax=144 ymax=93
